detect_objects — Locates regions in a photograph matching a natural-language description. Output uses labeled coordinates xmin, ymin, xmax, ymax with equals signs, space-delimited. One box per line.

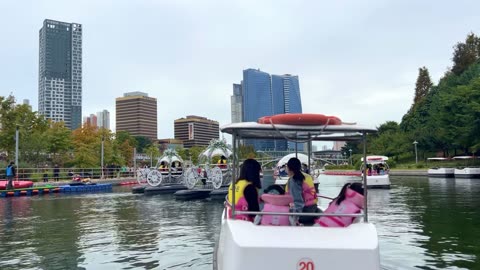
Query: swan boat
xmin=214 ymin=116 xmax=380 ymax=270
xmin=360 ymin=155 xmax=391 ymax=189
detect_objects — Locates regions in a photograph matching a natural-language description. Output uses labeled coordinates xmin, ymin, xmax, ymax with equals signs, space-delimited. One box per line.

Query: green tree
xmin=452 ymin=33 xmax=480 ymax=75
xmin=46 ymin=121 xmax=72 ymax=165
xmin=413 ymin=67 xmax=433 ymax=106
xmin=134 ymin=136 xmax=152 ymax=152
xmin=145 ymin=144 xmax=160 ymax=166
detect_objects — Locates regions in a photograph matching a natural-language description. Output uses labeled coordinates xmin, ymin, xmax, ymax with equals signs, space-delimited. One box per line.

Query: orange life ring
xmin=257 ymin=113 xmax=342 ymax=125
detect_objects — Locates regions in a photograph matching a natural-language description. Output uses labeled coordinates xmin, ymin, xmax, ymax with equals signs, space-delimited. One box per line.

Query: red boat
xmin=0 ymin=180 xmax=34 ymax=190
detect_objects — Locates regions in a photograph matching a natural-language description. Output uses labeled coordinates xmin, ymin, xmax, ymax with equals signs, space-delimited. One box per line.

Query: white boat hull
xmin=428 ymin=168 xmax=455 ymax=178
xmin=454 ymin=167 xmax=480 ymax=178
xmin=215 ymin=212 xmax=380 ymax=270
xmin=366 ymin=174 xmax=390 ymax=189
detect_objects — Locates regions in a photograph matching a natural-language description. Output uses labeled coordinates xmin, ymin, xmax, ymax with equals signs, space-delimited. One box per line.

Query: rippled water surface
xmin=1 ymin=176 xmax=479 ymax=269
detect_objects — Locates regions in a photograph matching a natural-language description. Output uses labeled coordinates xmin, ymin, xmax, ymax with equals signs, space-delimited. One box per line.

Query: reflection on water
xmin=0 ymin=177 xmax=479 ymax=269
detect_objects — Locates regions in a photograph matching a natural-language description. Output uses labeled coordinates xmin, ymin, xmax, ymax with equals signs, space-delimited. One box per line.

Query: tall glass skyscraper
xmin=38 ymin=19 xmax=82 ymax=130
xmin=238 ymin=69 xmax=303 ymax=151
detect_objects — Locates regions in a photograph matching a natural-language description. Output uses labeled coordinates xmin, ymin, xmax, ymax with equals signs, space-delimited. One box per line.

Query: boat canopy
xmin=199 ymin=138 xmax=233 ymax=160
xmin=360 ymin=155 xmax=388 ymax=164
xmin=427 ymin=157 xmax=450 ymax=161
xmin=220 ymin=122 xmax=376 ymax=140
xmin=276 ymin=153 xmax=313 ymax=167
xmin=452 ymin=156 xmax=478 ymax=160
xmin=157 ymin=149 xmax=183 ymax=165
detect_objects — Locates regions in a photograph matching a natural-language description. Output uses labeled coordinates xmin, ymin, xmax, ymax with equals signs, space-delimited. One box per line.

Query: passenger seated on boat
xmin=285 ymin=158 xmax=320 ymax=226
xmin=278 ymin=165 xmax=288 ymax=177
xmin=315 ymin=182 xmax=364 ymax=227
xmin=227 ymin=159 xmax=262 ymax=222
xmin=217 ymin=155 xmax=228 ymax=169
xmin=159 ymin=161 xmax=168 ymax=172
xmin=253 ymin=185 xmax=293 ymax=226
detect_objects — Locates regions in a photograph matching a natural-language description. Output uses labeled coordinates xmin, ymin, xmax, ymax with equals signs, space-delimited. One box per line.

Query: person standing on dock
xmin=53 ymin=165 xmax=60 ymax=181
xmin=5 ymin=161 xmax=15 ymax=190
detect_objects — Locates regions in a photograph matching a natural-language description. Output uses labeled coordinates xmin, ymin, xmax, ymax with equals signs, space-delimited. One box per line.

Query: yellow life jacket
xmin=228 ymin=179 xmax=250 ymax=205
xmin=285 ymin=172 xmax=318 ymax=206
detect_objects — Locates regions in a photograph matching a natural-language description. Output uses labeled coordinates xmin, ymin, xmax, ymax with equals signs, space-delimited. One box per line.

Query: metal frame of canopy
xmin=220 ymin=122 xmax=377 ymax=222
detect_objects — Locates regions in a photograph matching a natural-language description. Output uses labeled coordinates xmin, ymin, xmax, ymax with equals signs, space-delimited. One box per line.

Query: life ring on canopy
xmin=257 ymin=113 xmax=342 ymax=125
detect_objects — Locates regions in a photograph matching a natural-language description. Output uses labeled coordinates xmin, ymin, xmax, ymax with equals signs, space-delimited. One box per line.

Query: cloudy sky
xmin=1 ymin=0 xmax=479 ymax=142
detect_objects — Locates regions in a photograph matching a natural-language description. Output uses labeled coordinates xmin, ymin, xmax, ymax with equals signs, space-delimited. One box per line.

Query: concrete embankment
xmin=33 ymin=178 xmax=136 ymax=187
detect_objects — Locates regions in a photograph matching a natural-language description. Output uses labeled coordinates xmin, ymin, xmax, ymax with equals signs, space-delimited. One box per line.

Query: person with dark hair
xmin=5 ymin=161 xmax=15 ymax=190
xmin=285 ymin=157 xmax=319 ymax=225
xmin=218 ymin=155 xmax=228 ymax=169
xmin=53 ymin=164 xmax=60 ymax=181
xmin=227 ymin=158 xmax=262 ymax=221
xmin=315 ymin=182 xmax=364 ymax=227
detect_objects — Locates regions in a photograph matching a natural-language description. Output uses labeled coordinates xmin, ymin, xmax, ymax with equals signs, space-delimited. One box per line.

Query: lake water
xmin=0 ymin=175 xmax=479 ymax=269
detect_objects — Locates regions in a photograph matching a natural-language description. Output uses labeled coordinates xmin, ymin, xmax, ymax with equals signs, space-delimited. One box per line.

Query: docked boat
xmin=273 ymin=153 xmax=320 ymax=192
xmin=453 ymin=156 xmax=480 ymax=178
xmin=427 ymin=157 xmax=454 ymax=178
xmin=141 ymin=149 xmax=185 ymax=186
xmin=215 ymin=113 xmax=380 ymax=270
xmin=360 ymin=156 xmax=391 ymax=189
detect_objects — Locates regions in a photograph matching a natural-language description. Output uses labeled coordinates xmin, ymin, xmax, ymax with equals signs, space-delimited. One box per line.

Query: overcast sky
xmin=1 ymin=0 xmax=479 ymax=143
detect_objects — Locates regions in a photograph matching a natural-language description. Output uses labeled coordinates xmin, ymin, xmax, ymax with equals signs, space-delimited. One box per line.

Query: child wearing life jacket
xmin=253 ymin=185 xmax=293 ymax=226
xmin=315 ymin=182 xmax=364 ymax=227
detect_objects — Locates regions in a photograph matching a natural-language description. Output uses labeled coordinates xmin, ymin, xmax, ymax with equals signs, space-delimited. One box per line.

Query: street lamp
xmin=15 ymin=125 xmax=19 ymax=167
xmin=101 ymin=135 xmax=105 ymax=179
xmin=413 ymin=141 xmax=418 ymax=164
xmin=349 ymin=149 xmax=352 ymax=166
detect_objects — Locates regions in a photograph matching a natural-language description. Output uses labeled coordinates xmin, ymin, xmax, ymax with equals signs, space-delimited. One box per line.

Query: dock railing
xmin=0 ymin=167 xmax=136 ymax=182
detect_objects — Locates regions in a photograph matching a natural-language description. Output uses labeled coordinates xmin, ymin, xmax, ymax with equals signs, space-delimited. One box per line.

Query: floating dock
xmin=0 ymin=183 xmax=112 ymax=198
xmin=144 ymin=185 xmax=188 ymax=195
xmin=0 ymin=186 xmax=59 ymax=197
xmin=209 ymin=189 xmax=228 ymax=200
xmin=174 ymin=189 xmax=212 ymax=200
xmin=59 ymin=183 xmax=112 ymax=192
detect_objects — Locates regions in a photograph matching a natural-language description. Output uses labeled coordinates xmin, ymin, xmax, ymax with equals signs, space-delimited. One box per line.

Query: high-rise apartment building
xmin=174 ymin=115 xmax=219 ymax=148
xmin=97 ymin=109 xmax=110 ymax=130
xmin=116 ymin=92 xmax=157 ymax=140
xmin=38 ymin=19 xmax=82 ymax=130
xmin=238 ymin=69 xmax=303 ymax=151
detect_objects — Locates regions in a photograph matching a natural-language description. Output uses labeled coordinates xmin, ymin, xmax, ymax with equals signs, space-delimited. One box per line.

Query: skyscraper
xmin=230 ymin=83 xmax=243 ymax=123
xmin=97 ymin=110 xmax=110 ymax=130
xmin=174 ymin=115 xmax=219 ymax=148
xmin=240 ymin=69 xmax=303 ymax=151
xmin=38 ymin=19 xmax=82 ymax=130
xmin=116 ymin=92 xmax=157 ymax=140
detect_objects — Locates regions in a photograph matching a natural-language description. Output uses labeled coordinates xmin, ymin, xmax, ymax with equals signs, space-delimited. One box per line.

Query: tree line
xmin=343 ymin=33 xmax=480 ymax=163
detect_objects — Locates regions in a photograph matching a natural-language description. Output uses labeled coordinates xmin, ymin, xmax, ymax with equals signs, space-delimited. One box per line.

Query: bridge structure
xmin=255 ymin=150 xmax=348 ymax=168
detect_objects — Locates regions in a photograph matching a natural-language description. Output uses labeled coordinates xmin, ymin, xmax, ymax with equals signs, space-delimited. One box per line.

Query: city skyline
xmin=239 ymin=68 xmax=303 ymax=151
xmin=1 ymin=1 xmax=479 ymax=142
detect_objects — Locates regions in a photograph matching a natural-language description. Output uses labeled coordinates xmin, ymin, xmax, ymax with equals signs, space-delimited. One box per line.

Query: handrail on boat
xmin=235 ymin=210 xmax=364 ymax=218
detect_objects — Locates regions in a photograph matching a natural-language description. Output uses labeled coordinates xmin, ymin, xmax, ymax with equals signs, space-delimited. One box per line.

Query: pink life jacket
xmin=260 ymin=194 xmax=293 ymax=226
xmin=285 ymin=173 xmax=318 ymax=207
xmin=315 ymin=187 xmax=364 ymax=227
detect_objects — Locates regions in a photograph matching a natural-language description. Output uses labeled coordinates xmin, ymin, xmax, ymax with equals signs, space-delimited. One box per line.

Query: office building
xmin=174 ymin=115 xmax=219 ymax=148
xmin=97 ymin=109 xmax=110 ymax=130
xmin=116 ymin=92 xmax=157 ymax=140
xmin=38 ymin=19 xmax=82 ymax=130
xmin=239 ymin=69 xmax=303 ymax=151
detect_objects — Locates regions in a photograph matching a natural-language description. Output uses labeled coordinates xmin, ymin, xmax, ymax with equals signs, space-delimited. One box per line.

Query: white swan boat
xmin=427 ymin=157 xmax=454 ymax=178
xmin=453 ymin=156 xmax=480 ymax=178
xmin=360 ymin=156 xmax=390 ymax=189
xmin=214 ymin=118 xmax=380 ymax=270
